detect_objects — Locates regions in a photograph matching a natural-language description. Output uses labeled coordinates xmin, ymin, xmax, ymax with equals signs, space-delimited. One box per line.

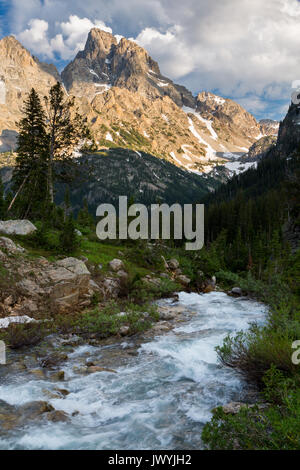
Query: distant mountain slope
xmin=54 ymin=148 xmax=221 ymax=214
xmin=205 ymin=102 xmax=300 ymax=205
xmin=259 ymin=119 xmax=280 ymax=136
xmin=0 ymin=36 xmax=60 ymax=148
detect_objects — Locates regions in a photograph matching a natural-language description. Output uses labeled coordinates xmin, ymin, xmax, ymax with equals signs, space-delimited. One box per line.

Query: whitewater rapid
xmin=0 ymin=291 xmax=267 ymax=450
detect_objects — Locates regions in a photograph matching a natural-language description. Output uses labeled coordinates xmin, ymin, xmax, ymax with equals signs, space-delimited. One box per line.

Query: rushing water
xmin=0 ymin=291 xmax=267 ymax=450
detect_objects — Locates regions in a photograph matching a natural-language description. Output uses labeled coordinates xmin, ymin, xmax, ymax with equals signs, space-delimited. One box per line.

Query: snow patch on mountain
xmin=187 ymin=116 xmax=216 ymax=160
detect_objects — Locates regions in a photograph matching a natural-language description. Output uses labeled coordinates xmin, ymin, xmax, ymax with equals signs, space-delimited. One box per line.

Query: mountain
xmin=62 ymin=28 xmax=195 ymax=108
xmin=195 ymin=91 xmax=261 ymax=148
xmin=0 ymin=36 xmax=60 ymax=151
xmin=61 ymin=28 xmax=270 ymax=174
xmin=0 ymin=30 xmax=278 ymax=176
xmin=259 ymin=119 xmax=280 ymax=136
xmin=239 ymin=135 xmax=277 ymax=162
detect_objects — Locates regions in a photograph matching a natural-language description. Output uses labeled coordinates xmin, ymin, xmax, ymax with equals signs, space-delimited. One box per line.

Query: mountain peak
xmin=62 ymin=26 xmax=194 ymax=108
xmin=0 ymin=34 xmax=31 ymax=61
xmin=84 ymin=27 xmax=117 ymax=56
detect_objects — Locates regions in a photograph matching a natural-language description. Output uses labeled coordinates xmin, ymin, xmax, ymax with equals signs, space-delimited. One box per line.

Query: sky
xmin=0 ymin=0 xmax=299 ymax=120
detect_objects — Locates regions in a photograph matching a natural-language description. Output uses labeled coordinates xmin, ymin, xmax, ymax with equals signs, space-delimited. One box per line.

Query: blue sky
xmin=1 ymin=0 xmax=299 ymax=121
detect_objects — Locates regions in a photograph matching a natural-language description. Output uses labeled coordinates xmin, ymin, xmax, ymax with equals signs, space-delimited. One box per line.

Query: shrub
xmin=216 ymin=325 xmax=299 ymax=385
xmin=1 ymin=323 xmax=47 ymax=349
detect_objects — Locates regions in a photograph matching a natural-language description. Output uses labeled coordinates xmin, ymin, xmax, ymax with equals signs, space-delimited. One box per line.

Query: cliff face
xmin=276 ymin=103 xmax=300 ymax=157
xmin=0 ymin=36 xmax=60 ymax=149
xmin=241 ymin=135 xmax=277 ymax=162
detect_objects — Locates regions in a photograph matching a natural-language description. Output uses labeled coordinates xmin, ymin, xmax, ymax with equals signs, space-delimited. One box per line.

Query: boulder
xmin=158 ymin=309 xmax=177 ymax=321
xmin=230 ymin=287 xmax=243 ymax=296
xmin=47 ymin=258 xmax=91 ymax=312
xmin=74 ymin=229 xmax=82 ymax=236
xmin=116 ymin=270 xmax=128 ymax=280
xmin=108 ymin=258 xmax=125 ymax=272
xmin=142 ymin=276 xmax=161 ymax=287
xmin=46 ymin=410 xmax=69 ymax=422
xmin=56 ymin=257 xmax=90 ymax=278
xmin=222 ymin=402 xmax=245 ymax=414
xmin=50 ymin=370 xmax=65 ymax=381
xmin=119 ymin=325 xmax=130 ymax=336
xmin=102 ymin=277 xmax=121 ymax=299
xmin=168 ymin=258 xmax=180 ymax=270
xmin=177 ymin=274 xmax=191 ymax=286
xmin=40 ymin=352 xmax=68 ymax=368
xmin=0 ymin=236 xmax=25 ymax=253
xmin=157 ymin=305 xmax=185 ymax=320
xmin=19 ymin=401 xmax=54 ymax=420
xmin=0 ymin=220 xmax=37 ymax=236
xmin=0 ymin=315 xmax=36 ymax=329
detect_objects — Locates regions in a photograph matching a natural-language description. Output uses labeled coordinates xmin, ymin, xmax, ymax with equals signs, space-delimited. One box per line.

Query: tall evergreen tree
xmin=44 ymin=82 xmax=90 ymax=203
xmin=11 ymin=88 xmax=49 ymax=218
xmin=77 ymin=198 xmax=93 ymax=227
xmin=59 ymin=215 xmax=79 ymax=254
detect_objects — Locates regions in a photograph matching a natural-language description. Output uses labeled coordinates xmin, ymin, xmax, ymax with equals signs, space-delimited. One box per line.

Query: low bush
xmin=1 ymin=322 xmax=47 ymax=349
xmin=202 ymin=367 xmax=300 ymax=450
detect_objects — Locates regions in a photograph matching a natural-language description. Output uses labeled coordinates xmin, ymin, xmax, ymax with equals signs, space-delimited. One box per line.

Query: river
xmin=0 ymin=291 xmax=267 ymax=450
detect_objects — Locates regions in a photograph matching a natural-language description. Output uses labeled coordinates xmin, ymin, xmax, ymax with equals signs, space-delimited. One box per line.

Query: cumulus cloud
xmin=7 ymin=0 xmax=300 ymax=118
xmin=17 ymin=15 xmax=112 ymax=60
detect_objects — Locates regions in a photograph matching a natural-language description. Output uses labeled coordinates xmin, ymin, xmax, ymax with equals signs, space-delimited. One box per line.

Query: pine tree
xmin=11 ymin=88 xmax=49 ymax=219
xmin=44 ymin=82 xmax=90 ymax=203
xmin=77 ymin=198 xmax=93 ymax=228
xmin=59 ymin=215 xmax=79 ymax=254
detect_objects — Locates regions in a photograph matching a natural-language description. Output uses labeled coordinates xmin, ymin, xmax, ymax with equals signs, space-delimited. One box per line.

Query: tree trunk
xmin=48 ymin=108 xmax=57 ymax=204
xmin=7 ymin=174 xmax=29 ymax=212
xmin=47 ymin=160 xmax=54 ymax=204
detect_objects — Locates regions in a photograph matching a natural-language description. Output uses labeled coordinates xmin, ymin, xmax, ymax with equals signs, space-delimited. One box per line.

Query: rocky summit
xmin=0 ymin=29 xmax=278 ymax=174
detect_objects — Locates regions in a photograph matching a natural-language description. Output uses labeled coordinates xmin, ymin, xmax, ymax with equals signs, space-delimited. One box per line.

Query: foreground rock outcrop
xmin=0 ymin=238 xmax=114 ymax=320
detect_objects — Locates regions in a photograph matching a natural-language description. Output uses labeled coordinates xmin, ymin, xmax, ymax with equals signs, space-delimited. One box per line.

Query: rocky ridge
xmin=0 ymin=30 xmax=279 ymax=174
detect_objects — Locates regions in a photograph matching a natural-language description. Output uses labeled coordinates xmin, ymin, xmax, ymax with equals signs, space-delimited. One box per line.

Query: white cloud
xmin=17 ymin=15 xmax=113 ymax=60
xmin=18 ymin=19 xmax=54 ymax=58
xmin=135 ymin=26 xmax=195 ymax=78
